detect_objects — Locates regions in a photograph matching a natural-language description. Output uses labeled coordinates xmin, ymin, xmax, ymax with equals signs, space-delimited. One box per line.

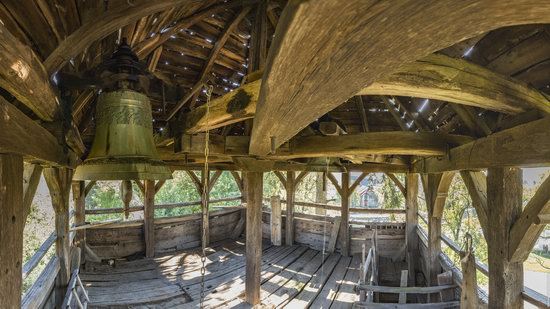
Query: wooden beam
xmin=43 ymin=167 xmax=73 ymax=306
xmin=383 ymin=97 xmax=409 ymax=131
xmin=84 ymin=180 xmax=96 ymax=197
xmin=413 ymin=118 xmax=550 ymax=173
xmin=23 ymin=164 xmax=43 ymax=217
xmin=270 ymin=195 xmax=282 ymax=246
xmin=340 ymin=172 xmax=350 ymax=257
xmin=509 ymin=175 xmax=550 ymax=262
xmin=0 ymin=23 xmax=59 ymax=121
xmin=44 ymin=0 xmax=197 ymax=74
xmin=249 ymin=0 xmax=550 ymax=156
xmin=487 ymin=167 xmax=523 ymax=308
xmin=0 ymin=96 xmax=75 ymax=166
xmin=144 ymin=180 xmax=155 ymax=258
xmin=0 ymin=154 xmax=24 ymax=308
xmin=349 ymin=172 xmax=368 ymax=193
xmin=72 ymin=181 xmax=86 ymax=263
xmin=184 ymin=79 xmax=261 ymax=133
xmin=361 ymin=54 xmax=550 ymax=115
xmin=451 ymin=104 xmax=492 ymax=137
xmin=387 ymin=173 xmax=406 ymax=197
xmin=285 ymin=171 xmax=295 ymax=246
xmin=460 ymin=171 xmax=489 ymax=238
xmin=134 ymin=0 xmax=252 ymax=59
xmin=406 ymin=173 xmax=419 ymax=287
xmin=245 ymin=171 xmax=263 ymax=305
xmin=355 ymin=96 xmax=369 ymax=132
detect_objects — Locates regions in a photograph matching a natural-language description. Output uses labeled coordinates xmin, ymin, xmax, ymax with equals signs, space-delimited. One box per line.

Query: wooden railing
xmin=416 ymin=223 xmax=550 ymax=308
xmin=358 ymin=240 xmax=377 ymax=302
xmin=264 ymin=198 xmax=406 ymax=215
xmin=85 ymin=195 xmax=242 ymax=215
xmin=61 ymin=269 xmax=89 ymax=308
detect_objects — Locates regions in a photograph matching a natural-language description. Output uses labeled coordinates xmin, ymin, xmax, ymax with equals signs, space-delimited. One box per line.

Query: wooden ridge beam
xmin=509 ymin=175 xmax=550 ymax=262
xmin=249 ymin=0 xmax=550 ymax=156
xmin=0 ymin=97 xmax=76 ymax=167
xmin=45 ymin=0 xmax=201 ymax=74
xmin=0 ymin=23 xmax=59 ymax=121
xmin=413 ymin=118 xmax=550 ymax=173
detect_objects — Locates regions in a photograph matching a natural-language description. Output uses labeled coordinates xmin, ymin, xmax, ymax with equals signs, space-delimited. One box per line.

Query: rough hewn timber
xmin=360 ymin=54 xmax=550 ymax=114
xmin=0 ymin=96 xmax=75 ymax=166
xmin=245 ymin=171 xmax=263 ymax=305
xmin=460 ymin=171 xmax=489 ymax=238
xmin=44 ymin=0 xmax=200 ymax=74
xmin=72 ymin=181 xmax=86 ymax=262
xmin=285 ymin=171 xmax=295 ymax=246
xmin=341 ymin=172 xmax=350 ymax=257
xmin=0 ymin=24 xmax=59 ymax=120
xmin=0 ymin=154 xmax=24 ymax=308
xmin=144 ymin=180 xmax=155 ymax=258
xmin=43 ymin=167 xmax=73 ymax=307
xmin=413 ymin=118 xmax=550 ymax=173
xmin=486 ymin=168 xmax=523 ymax=309
xmin=250 ymin=0 xmax=550 ymax=156
xmin=406 ymin=173 xmax=418 ymax=286
xmin=508 ymin=175 xmax=550 ymax=262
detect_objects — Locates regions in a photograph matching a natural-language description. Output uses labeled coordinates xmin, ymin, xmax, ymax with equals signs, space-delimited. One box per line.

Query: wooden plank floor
xmin=81 ymin=238 xmax=359 ymax=308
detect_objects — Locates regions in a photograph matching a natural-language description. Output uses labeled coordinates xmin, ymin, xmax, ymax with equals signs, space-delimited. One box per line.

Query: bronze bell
xmin=74 ymin=39 xmax=172 ymax=181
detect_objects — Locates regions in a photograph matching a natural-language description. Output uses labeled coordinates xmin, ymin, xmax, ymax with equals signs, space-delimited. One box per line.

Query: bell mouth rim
xmin=74 ymin=160 xmax=173 ymax=181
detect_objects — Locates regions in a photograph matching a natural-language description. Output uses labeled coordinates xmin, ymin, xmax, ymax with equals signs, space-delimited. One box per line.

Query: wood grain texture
xmin=487 ymin=168 xmax=523 ymax=309
xmin=245 ymin=171 xmax=263 ymax=305
xmin=413 ymin=118 xmax=550 ymax=173
xmin=44 ymin=0 xmax=198 ymax=74
xmin=0 ymin=154 xmax=24 ymax=308
xmin=0 ymin=23 xmax=59 ymax=120
xmin=250 ymin=0 xmax=550 ymax=155
xmin=509 ymin=175 xmax=550 ymax=262
xmin=0 ymin=96 xmax=75 ymax=166
xmin=144 ymin=180 xmax=156 ymax=258
xmin=361 ymin=54 xmax=550 ymax=114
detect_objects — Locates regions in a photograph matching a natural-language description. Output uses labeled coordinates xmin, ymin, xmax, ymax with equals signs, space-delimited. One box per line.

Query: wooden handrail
xmin=22 ymin=232 xmax=55 ymax=280
xmin=265 ymin=198 xmax=406 ymax=215
xmin=61 ymin=269 xmax=89 ymax=308
xmin=357 ymin=284 xmax=457 ymax=294
xmin=85 ymin=196 xmax=242 ymax=215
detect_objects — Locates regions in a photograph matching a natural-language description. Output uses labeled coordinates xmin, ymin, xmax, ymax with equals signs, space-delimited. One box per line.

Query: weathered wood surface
xmin=0 ymin=23 xmax=59 ymax=121
xmin=245 ymin=171 xmax=263 ymax=305
xmin=44 ymin=0 xmax=199 ymax=74
xmin=405 ymin=174 xmax=418 ymax=286
xmin=360 ymin=54 xmax=550 ymax=114
xmin=144 ymin=180 xmax=156 ymax=258
xmin=509 ymin=175 xmax=550 ymax=262
xmin=21 ymin=257 xmax=60 ymax=309
xmin=0 ymin=154 xmax=24 ymax=308
xmin=487 ymin=168 xmax=523 ymax=309
xmin=413 ymin=118 xmax=550 ymax=173
xmin=0 ymin=96 xmax=75 ymax=166
xmin=340 ymin=172 xmax=350 ymax=257
xmin=250 ymin=0 xmax=550 ymax=156
xmin=460 ymin=171 xmax=489 ymax=238
xmin=270 ymin=195 xmax=282 ymax=246
xmin=43 ymin=167 xmax=73 ymax=307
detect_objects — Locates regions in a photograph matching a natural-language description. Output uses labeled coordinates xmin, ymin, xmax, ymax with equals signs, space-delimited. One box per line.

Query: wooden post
xmin=487 ymin=167 xmax=523 ymax=309
xmin=405 ymin=173 xmax=418 ymax=286
xmin=44 ymin=167 xmax=73 ymax=306
xmin=0 ymin=154 xmax=24 ymax=308
xmin=340 ymin=172 xmax=350 ymax=257
xmin=315 ymin=172 xmax=327 ymax=215
xmin=285 ymin=171 xmax=295 ymax=246
xmin=72 ymin=181 xmax=86 ymax=263
xmin=245 ymin=171 xmax=263 ymax=305
xmin=144 ymin=180 xmax=155 ymax=258
xmin=270 ymin=195 xmax=282 ymax=245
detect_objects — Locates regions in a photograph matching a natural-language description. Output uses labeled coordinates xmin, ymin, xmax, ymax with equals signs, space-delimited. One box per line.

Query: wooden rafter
xmin=355 ymin=96 xmax=369 ymax=132
xmin=134 ymin=0 xmax=254 ymax=59
xmin=450 ymin=104 xmax=492 ymax=137
xmin=249 ymin=0 xmax=550 ymax=156
xmin=413 ymin=118 xmax=550 ymax=173
xmin=382 ymin=97 xmax=409 ymax=131
xmin=44 ymin=0 xmax=196 ymax=74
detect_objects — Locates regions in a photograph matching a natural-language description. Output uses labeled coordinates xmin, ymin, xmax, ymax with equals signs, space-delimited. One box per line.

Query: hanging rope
xmin=199 ymin=85 xmax=214 ymax=309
